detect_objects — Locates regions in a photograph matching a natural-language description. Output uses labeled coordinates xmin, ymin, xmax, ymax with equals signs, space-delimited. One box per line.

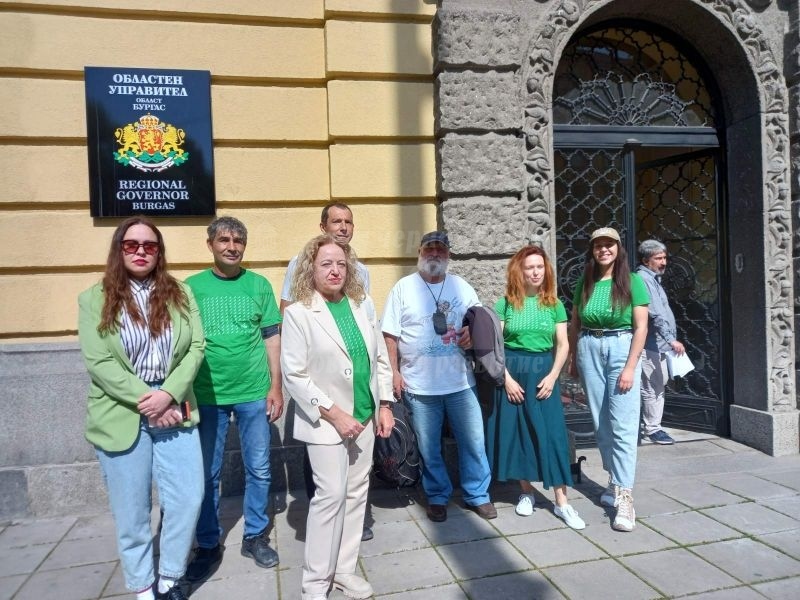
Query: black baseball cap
xmin=420 ymin=231 xmax=450 ymax=248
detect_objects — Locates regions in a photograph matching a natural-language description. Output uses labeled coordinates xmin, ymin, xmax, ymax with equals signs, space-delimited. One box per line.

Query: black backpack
xmin=373 ymin=400 xmax=421 ymax=488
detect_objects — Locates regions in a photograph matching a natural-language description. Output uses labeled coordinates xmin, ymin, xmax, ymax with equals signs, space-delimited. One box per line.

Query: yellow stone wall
xmin=0 ymin=0 xmax=437 ymax=340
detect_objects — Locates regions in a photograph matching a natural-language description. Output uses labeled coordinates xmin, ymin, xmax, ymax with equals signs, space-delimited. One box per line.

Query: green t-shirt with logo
xmin=494 ymin=296 xmax=567 ymax=352
xmin=186 ymin=269 xmax=281 ymax=405
xmin=325 ymin=297 xmax=374 ymax=422
xmin=572 ymin=274 xmax=649 ymax=330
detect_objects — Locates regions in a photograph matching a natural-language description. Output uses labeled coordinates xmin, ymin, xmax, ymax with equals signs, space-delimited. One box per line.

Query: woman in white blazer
xmin=281 ymin=234 xmax=394 ymax=600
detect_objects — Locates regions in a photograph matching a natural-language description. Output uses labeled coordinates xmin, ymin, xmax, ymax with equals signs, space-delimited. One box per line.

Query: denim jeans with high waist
xmin=96 ymin=418 xmax=203 ymax=592
xmin=577 ymin=332 xmax=642 ymax=490
xmin=403 ymin=387 xmax=491 ymax=506
xmin=196 ymin=399 xmax=271 ymax=548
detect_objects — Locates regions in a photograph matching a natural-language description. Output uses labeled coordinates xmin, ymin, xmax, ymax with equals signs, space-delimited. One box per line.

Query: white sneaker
xmin=554 ymin=504 xmax=586 ymax=529
xmin=600 ymin=478 xmax=619 ymax=508
xmin=612 ymin=489 xmax=636 ymax=532
xmin=515 ymin=494 xmax=534 ymax=516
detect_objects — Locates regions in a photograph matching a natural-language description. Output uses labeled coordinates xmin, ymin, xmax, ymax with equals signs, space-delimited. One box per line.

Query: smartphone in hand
xmin=180 ymin=401 xmax=192 ymax=421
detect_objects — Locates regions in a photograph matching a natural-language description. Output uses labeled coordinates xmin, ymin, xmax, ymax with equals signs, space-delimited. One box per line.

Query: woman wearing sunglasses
xmin=568 ymin=227 xmax=649 ymax=532
xmin=78 ymin=216 xmax=205 ymax=600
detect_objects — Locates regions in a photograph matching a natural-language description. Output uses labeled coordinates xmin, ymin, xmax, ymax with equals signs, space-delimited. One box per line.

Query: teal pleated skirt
xmin=486 ymin=347 xmax=573 ymax=489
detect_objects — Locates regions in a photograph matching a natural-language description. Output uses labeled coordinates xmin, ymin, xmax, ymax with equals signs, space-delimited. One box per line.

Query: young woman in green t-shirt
xmin=568 ymin=227 xmax=649 ymax=533
xmin=486 ymin=245 xmax=585 ymax=529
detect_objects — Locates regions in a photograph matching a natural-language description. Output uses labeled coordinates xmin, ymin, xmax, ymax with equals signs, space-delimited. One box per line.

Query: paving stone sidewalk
xmin=3 ymin=429 xmax=800 ymax=599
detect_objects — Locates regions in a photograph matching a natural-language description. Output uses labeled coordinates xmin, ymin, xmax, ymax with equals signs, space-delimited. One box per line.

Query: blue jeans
xmin=403 ymin=387 xmax=491 ymax=506
xmin=196 ymin=399 xmax=271 ymax=547
xmin=96 ymin=418 xmax=203 ymax=591
xmin=577 ymin=332 xmax=641 ymax=489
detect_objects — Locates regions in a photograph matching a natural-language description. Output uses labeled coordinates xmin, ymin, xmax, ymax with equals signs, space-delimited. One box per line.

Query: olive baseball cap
xmin=589 ymin=227 xmax=621 ymax=243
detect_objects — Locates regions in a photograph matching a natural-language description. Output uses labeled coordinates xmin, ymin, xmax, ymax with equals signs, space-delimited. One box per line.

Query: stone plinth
xmin=730 ymin=405 xmax=800 ymax=456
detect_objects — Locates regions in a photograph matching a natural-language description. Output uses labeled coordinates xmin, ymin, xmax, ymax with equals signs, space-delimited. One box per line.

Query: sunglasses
xmin=121 ymin=240 xmax=160 ymax=255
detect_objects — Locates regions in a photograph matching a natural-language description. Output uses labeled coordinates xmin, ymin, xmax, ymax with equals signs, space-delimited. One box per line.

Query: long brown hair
xmin=505 ymin=245 xmax=557 ymax=310
xmin=579 ymin=239 xmax=632 ymax=311
xmin=98 ymin=216 xmax=188 ymax=336
xmin=291 ymin=234 xmax=365 ymax=307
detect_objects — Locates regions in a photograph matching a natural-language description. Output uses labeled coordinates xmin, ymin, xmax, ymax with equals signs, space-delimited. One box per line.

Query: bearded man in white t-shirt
xmin=382 ymin=231 xmax=496 ymax=523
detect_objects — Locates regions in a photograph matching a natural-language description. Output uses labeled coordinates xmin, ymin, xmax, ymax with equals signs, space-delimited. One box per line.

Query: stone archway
xmin=522 ymin=0 xmax=796 ymax=454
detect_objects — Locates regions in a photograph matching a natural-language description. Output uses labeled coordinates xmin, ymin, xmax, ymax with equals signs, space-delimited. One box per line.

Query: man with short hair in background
xmin=636 ymin=239 xmax=686 ymax=446
xmin=280 ymin=202 xmax=370 ymax=314
xmin=185 ymin=216 xmax=283 ymax=581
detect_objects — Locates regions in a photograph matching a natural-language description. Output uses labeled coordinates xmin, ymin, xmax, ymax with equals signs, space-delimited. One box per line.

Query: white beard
xmin=418 ymin=255 xmax=449 ymax=278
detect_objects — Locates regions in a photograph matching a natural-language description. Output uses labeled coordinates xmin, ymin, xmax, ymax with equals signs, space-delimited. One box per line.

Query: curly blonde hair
xmin=291 ymin=234 xmax=366 ymax=306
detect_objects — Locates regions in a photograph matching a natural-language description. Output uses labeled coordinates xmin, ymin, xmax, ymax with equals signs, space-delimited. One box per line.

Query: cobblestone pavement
xmin=3 ymin=429 xmax=800 ymax=599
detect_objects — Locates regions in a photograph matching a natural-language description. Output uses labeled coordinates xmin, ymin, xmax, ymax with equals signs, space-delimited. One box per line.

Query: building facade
xmin=0 ymin=0 xmax=438 ymax=520
xmin=437 ymin=0 xmax=800 ymax=457
xmin=1 ymin=0 xmax=799 ymax=520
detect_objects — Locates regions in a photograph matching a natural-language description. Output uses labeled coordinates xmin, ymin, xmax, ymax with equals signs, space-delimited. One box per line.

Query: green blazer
xmin=78 ymin=281 xmax=205 ymax=452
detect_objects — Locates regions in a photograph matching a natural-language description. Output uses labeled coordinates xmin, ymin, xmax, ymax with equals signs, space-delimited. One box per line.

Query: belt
xmin=581 ymin=328 xmax=632 ymax=338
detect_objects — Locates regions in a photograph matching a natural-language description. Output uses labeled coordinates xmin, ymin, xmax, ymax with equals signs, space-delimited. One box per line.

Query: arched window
xmin=554 ymin=26 xmax=715 ymax=127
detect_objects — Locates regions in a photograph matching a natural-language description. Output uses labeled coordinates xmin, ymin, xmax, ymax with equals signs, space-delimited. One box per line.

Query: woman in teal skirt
xmin=486 ymin=245 xmax=585 ymax=529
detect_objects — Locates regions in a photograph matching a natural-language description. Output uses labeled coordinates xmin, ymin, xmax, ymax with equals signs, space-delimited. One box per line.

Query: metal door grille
xmin=554 ymin=26 xmax=715 ymax=127
xmin=637 ymin=152 xmax=723 ymax=428
xmin=552 ymin=22 xmax=726 ymax=441
xmin=554 ymin=147 xmax=627 ymax=444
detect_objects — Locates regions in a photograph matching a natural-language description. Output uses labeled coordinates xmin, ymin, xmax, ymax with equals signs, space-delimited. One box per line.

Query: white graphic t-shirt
xmin=381 ymin=272 xmax=480 ymax=395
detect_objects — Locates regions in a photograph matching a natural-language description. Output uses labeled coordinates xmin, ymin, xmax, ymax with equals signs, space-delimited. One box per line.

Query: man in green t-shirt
xmin=185 ymin=216 xmax=283 ymax=581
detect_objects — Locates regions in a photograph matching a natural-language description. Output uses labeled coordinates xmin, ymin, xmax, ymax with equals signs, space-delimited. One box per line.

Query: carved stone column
xmin=435 ymin=7 xmax=526 ymax=302
xmin=789 ymin=0 xmax=800 ymax=410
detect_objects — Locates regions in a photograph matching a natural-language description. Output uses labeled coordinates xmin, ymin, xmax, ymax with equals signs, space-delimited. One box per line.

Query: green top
xmin=572 ymin=273 xmax=649 ymax=330
xmin=326 ymin=297 xmax=374 ymax=422
xmin=186 ymin=269 xmax=281 ymax=405
xmin=495 ymin=296 xmax=567 ymax=352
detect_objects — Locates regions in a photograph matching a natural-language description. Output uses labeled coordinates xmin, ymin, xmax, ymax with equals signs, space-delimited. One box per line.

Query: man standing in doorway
xmin=185 ymin=216 xmax=283 ymax=581
xmin=636 ymin=239 xmax=686 ymax=445
xmin=280 ymin=201 xmax=375 ymax=542
xmin=382 ymin=231 xmax=496 ymax=523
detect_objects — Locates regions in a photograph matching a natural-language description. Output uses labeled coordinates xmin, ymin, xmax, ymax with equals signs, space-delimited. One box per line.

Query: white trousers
xmin=640 ymin=349 xmax=669 ymax=435
xmin=302 ymin=425 xmax=375 ymax=596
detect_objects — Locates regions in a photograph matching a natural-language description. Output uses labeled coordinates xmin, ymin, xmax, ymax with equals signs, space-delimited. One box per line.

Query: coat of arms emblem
xmin=114 ymin=114 xmax=189 ymax=173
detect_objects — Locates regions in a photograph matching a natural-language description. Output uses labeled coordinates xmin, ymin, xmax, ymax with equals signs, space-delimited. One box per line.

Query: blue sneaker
xmin=648 ymin=430 xmax=675 ymax=445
